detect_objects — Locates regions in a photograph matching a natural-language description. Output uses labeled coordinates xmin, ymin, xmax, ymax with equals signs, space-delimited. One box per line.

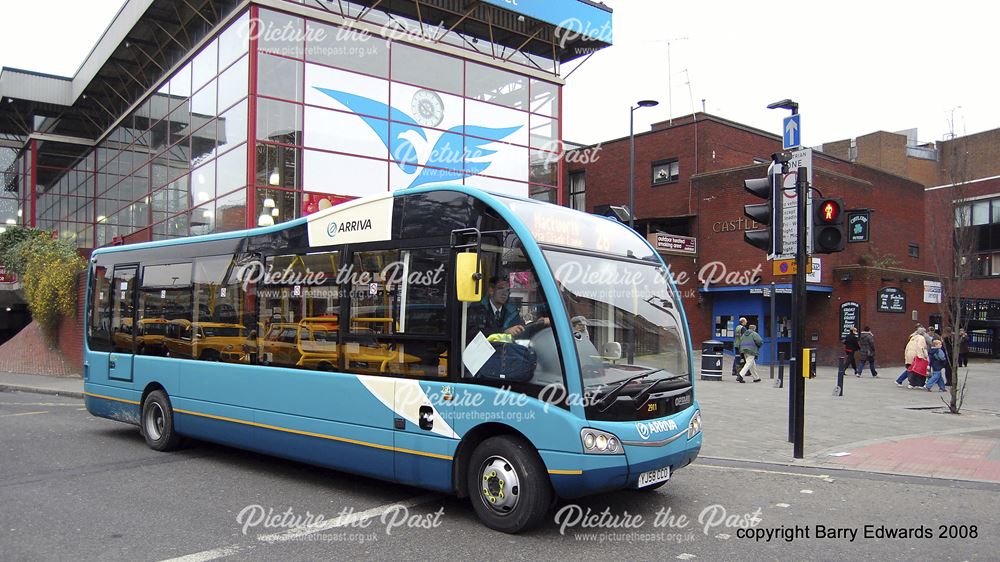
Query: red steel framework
xmin=245 ymin=4 xmax=260 ymax=230
xmin=29 ymin=139 xmax=37 ymax=228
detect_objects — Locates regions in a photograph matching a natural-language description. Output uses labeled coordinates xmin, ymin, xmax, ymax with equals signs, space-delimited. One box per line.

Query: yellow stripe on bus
xmin=83 ymin=392 xmax=140 ymax=405
xmin=172 ymin=408 xmax=453 ymax=461
xmin=547 ymin=469 xmax=583 ymax=475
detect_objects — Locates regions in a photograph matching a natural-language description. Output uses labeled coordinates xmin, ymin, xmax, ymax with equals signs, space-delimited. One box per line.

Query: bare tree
xmin=927 ymin=136 xmax=975 ymax=414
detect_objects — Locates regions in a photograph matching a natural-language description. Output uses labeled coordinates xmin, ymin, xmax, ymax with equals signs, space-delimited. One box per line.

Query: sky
xmin=2 ymin=1 xmax=998 ymax=148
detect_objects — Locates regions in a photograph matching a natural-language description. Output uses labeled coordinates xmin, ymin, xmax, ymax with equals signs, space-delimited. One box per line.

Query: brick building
xmin=564 ymin=113 xmax=944 ymax=365
xmin=823 ymin=129 xmax=1000 ymax=356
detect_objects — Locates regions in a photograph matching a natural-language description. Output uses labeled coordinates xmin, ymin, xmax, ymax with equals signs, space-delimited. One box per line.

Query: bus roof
xmin=90 ymin=185 xmax=654 ymax=262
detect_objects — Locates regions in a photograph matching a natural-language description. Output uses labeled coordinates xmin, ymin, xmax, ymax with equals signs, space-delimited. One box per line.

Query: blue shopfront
xmin=702 ymin=284 xmax=833 ymax=365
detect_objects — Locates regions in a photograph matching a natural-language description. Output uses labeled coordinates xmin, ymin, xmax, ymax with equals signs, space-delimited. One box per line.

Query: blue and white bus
xmin=84 ymin=186 xmax=701 ymax=533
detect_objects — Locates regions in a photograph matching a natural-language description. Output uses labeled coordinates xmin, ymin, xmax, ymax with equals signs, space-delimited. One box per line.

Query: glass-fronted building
xmin=0 ymin=0 xmax=612 ymax=248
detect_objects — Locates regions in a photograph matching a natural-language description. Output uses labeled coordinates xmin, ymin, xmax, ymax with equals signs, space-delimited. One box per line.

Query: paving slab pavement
xmin=695 ymin=356 xmax=1000 ymax=482
xmin=0 ymin=371 xmax=83 ymax=398
xmin=2 ymin=359 xmax=999 ymax=482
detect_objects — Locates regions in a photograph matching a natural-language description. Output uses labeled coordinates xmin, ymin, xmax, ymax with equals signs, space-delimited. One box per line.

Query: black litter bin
xmin=701 ymin=340 xmax=724 ymax=381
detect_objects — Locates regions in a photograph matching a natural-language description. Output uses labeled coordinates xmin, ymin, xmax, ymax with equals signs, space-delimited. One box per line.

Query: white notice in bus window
xmin=463 ymin=332 xmax=496 ymax=376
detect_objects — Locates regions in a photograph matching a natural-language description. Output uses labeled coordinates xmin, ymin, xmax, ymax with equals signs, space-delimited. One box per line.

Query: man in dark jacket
xmin=468 ymin=276 xmax=525 ymax=339
xmin=731 ymin=317 xmax=747 ymax=377
xmin=857 ymin=326 xmax=877 ymax=377
xmin=843 ymin=327 xmax=861 ymax=376
xmin=736 ymin=324 xmax=763 ymax=383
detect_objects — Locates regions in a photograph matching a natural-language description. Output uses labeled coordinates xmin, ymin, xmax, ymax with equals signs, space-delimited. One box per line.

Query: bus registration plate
xmin=637 ymin=466 xmax=670 ymax=488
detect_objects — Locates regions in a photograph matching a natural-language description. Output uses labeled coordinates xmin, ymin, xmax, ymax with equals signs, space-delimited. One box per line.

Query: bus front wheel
xmin=467 ymin=436 xmax=552 ymax=533
xmin=141 ymin=390 xmax=181 ymax=452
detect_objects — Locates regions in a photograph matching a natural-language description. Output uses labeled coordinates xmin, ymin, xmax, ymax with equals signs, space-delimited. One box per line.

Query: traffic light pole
xmin=791 ymin=166 xmax=808 ymax=459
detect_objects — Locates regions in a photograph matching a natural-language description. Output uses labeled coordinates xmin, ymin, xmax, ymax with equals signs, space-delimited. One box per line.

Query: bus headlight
xmin=580 ymin=428 xmax=623 ymax=455
xmin=688 ymin=410 xmax=702 ymax=439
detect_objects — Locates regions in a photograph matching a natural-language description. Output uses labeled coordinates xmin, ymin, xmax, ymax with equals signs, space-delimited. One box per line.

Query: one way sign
xmin=783 ymin=114 xmax=801 ymax=149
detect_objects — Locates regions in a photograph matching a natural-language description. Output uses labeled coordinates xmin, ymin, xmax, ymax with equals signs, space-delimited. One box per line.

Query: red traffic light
xmin=818 ymin=200 xmax=841 ymax=223
xmin=819 ymin=199 xmax=840 ymax=223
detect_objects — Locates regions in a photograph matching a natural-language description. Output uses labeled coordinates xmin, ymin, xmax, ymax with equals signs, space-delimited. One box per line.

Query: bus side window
xmin=343 ymin=247 xmax=449 ymax=379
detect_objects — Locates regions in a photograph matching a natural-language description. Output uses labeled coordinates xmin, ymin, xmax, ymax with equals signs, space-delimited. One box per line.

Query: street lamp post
xmin=629 ymin=99 xmax=659 ymax=231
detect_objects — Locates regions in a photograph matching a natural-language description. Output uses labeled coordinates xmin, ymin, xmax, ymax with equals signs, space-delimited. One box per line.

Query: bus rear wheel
xmin=141 ymin=390 xmax=181 ymax=452
xmin=467 ymin=435 xmax=552 ymax=533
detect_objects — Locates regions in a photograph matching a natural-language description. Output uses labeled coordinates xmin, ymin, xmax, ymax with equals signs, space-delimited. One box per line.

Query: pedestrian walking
xmin=923 ymin=327 xmax=934 ymax=351
xmin=924 ymin=338 xmax=949 ymax=392
xmin=942 ymin=327 xmax=955 ymax=386
xmin=843 ymin=327 xmax=861 ymax=376
xmin=731 ymin=317 xmax=747 ymax=377
xmin=959 ymin=328 xmax=970 ymax=367
xmin=736 ymin=324 xmax=763 ymax=383
xmin=857 ymin=326 xmax=878 ymax=377
xmin=896 ymin=328 xmax=929 ymax=388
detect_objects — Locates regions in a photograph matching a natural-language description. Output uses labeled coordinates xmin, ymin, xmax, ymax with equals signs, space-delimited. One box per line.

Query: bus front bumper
xmin=541 ymin=408 xmax=703 ymax=499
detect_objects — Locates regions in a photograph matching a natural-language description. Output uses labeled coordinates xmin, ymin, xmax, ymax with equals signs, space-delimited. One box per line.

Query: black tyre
xmin=141 ymin=390 xmax=181 ymax=451
xmin=201 ymin=350 xmax=220 ymax=362
xmin=467 ymin=435 xmax=552 ymax=533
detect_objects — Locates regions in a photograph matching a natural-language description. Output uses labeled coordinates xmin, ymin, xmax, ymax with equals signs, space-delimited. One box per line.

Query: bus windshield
xmin=543 ymin=249 xmax=688 ymax=389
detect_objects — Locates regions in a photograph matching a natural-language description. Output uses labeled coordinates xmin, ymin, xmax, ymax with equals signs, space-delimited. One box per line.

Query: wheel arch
xmin=452 ymin=422 xmax=535 ymax=499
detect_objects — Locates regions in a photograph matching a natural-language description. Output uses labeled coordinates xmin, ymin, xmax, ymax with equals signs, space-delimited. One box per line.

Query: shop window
xmin=529 ymin=78 xmax=559 ymax=118
xmin=192 ymin=39 xmax=218 ymax=92
xmin=391 ymin=43 xmax=462 ymax=95
xmin=305 ymin=20 xmax=389 ymax=77
xmin=714 ymin=315 xmax=732 ymax=339
xmin=255 ymin=143 xmax=300 ymax=192
xmin=217 ymin=100 xmax=248 ymax=157
xmin=217 ymin=55 xmax=248 ymax=114
xmin=466 ymin=62 xmax=528 ymax=110
xmin=218 ymin=13 xmax=249 ymax=70
xmin=215 ymin=188 xmax=247 ymax=232
xmin=652 ymin=159 xmax=680 ymax=185
xmin=256 ymin=98 xmax=302 ymax=145
xmin=215 ymin=143 xmax=247 ymax=198
xmin=257 ymin=53 xmax=303 ymax=102
xmin=255 ymin=188 xmax=297 ymax=227
xmin=258 ymin=10 xmax=304 ymax=59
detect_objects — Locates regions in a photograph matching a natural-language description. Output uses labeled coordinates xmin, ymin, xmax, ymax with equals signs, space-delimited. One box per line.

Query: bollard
xmin=774 ymin=351 xmax=785 ymax=388
xmin=787 ymin=356 xmax=795 ymax=443
xmin=834 ymin=355 xmax=845 ymax=397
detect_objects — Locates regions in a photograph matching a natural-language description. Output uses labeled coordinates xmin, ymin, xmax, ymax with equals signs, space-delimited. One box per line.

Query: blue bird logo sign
xmin=314 ymin=87 xmax=521 ymax=189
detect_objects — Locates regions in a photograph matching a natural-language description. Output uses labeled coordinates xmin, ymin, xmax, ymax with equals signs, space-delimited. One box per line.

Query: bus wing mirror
xmin=456 ymin=253 xmax=483 ymax=302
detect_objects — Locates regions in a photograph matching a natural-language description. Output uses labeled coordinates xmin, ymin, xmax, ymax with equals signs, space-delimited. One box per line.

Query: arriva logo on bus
xmin=636 ymin=419 xmax=678 ymax=440
xmin=327 ymin=218 xmax=373 ymax=239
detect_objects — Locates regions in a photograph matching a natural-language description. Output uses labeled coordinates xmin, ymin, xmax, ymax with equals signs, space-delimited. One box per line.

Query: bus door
xmin=381 ymin=247 xmax=455 ymax=489
xmin=108 ymin=265 xmax=137 ymax=382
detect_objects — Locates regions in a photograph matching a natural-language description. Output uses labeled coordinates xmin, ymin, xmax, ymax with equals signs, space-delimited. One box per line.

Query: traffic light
xmin=743 ymin=163 xmax=781 ymax=253
xmin=813 ymin=198 xmax=846 ymax=253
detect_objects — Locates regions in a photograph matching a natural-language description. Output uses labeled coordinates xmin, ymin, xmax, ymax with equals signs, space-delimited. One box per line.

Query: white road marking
xmin=160 ymin=545 xmax=243 ymax=562
xmin=695 ymin=463 xmax=831 ymax=480
xmin=800 ymin=489 xmax=814 ymax=494
xmin=0 ymin=411 xmax=48 ymax=417
xmin=776 ymin=503 xmax=791 ymax=508
xmin=159 ymin=494 xmax=439 ymax=562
